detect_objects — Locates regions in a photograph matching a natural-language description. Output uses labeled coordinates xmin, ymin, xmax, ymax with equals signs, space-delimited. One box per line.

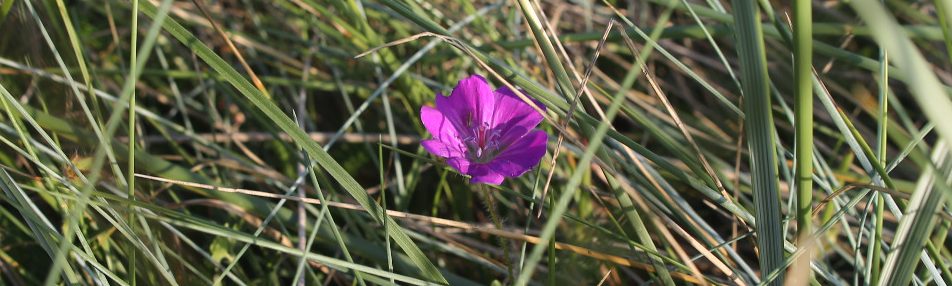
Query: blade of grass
xmin=377 ymin=71 xmax=407 ymax=210
xmin=189 ymin=0 xmax=270 ymax=98
xmin=512 ymin=17 xmax=681 ymax=282
xmin=37 ymin=0 xmax=176 ymax=283
xmin=847 ymin=1 xmax=952 ymax=284
xmin=0 ymin=164 xmax=81 ymax=284
xmin=850 ymin=0 xmax=952 ymax=145
xmin=935 ymin=0 xmax=952 ymax=61
xmin=792 ymin=0 xmax=815 ymax=282
xmin=137 ymin=1 xmax=447 ymax=283
xmin=0 ymin=0 xmax=13 ymax=22
xmin=731 ymin=0 xmax=785 ymax=284
xmin=514 ymin=0 xmax=577 ymax=101
xmin=35 ymin=0 xmax=127 ymax=187
xmin=539 ymin=19 xmax=613 ymax=218
xmin=870 ymin=13 xmax=890 ymax=285
xmin=879 ymin=144 xmax=951 ymax=286
xmin=379 ymin=141 xmax=395 ymax=284
xmin=679 ymin=0 xmax=741 ymax=93
xmin=128 ymin=0 xmax=140 ymax=284
xmin=291 ymin=172 xmax=329 ymax=285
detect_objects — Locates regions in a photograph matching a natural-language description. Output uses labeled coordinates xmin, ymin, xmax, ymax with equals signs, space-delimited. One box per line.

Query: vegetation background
xmin=0 ymin=0 xmax=951 ymax=285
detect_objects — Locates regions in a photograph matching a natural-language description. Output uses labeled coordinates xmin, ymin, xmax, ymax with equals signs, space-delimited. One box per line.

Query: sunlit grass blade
xmin=514 ymin=0 xmax=577 ymax=101
xmin=878 ymin=144 xmax=951 ymax=286
xmin=846 ymin=1 xmax=952 ymax=284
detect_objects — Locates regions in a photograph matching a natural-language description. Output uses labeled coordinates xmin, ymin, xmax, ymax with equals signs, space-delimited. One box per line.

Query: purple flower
xmin=421 ymin=75 xmax=548 ymax=185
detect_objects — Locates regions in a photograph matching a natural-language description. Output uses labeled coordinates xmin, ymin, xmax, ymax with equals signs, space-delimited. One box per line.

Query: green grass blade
xmin=846 ymin=1 xmax=952 ymax=284
xmin=128 ymin=0 xmax=140 ymax=284
xmin=514 ymin=0 xmax=577 ymax=100
xmin=792 ymin=0 xmax=815 ymax=281
xmin=935 ymin=0 xmax=952 ymax=61
xmin=306 ymin=164 xmax=368 ymax=286
xmin=513 ymin=54 xmax=641 ymax=286
xmin=870 ymin=6 xmax=890 ymax=283
xmin=38 ymin=0 xmax=176 ymax=283
xmin=137 ymin=1 xmax=447 ymax=283
xmin=730 ymin=0 xmax=785 ymax=284
xmin=28 ymin=0 xmax=126 ymax=187
xmin=0 ymin=168 xmax=81 ymax=284
xmin=851 ymin=0 xmax=952 ymax=147
xmin=879 ymin=145 xmax=951 ymax=286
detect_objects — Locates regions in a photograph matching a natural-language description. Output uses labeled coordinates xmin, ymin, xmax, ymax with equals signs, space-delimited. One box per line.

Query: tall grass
xmin=1 ymin=0 xmax=951 ymax=285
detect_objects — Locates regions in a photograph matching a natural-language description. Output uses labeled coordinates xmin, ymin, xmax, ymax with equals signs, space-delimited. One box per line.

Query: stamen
xmin=460 ymin=123 xmax=502 ymax=162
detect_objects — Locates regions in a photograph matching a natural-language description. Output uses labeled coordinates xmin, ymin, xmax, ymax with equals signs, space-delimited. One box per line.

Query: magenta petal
xmin=421 ymin=74 xmax=550 ymax=185
xmin=446 ymin=157 xmax=472 ymax=174
xmin=491 ymin=86 xmax=544 ymax=129
xmin=436 ymin=75 xmax=495 ymax=132
xmin=467 ymin=164 xmax=505 ymax=185
xmin=421 ymin=139 xmax=463 ymax=158
xmin=486 ymin=130 xmax=548 ymax=177
xmin=420 ymin=106 xmax=460 ymax=144
xmin=491 ymin=86 xmax=545 ymax=145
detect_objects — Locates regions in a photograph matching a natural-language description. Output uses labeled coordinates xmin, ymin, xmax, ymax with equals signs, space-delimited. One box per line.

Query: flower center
xmin=462 ymin=123 xmax=502 ymax=163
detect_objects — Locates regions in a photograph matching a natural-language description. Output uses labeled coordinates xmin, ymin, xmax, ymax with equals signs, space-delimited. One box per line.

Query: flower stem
xmin=480 ymin=185 xmax=513 ymax=280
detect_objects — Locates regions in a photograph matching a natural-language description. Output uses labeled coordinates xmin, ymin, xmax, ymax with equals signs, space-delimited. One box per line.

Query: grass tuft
xmin=2 ymin=0 xmax=952 ymax=284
